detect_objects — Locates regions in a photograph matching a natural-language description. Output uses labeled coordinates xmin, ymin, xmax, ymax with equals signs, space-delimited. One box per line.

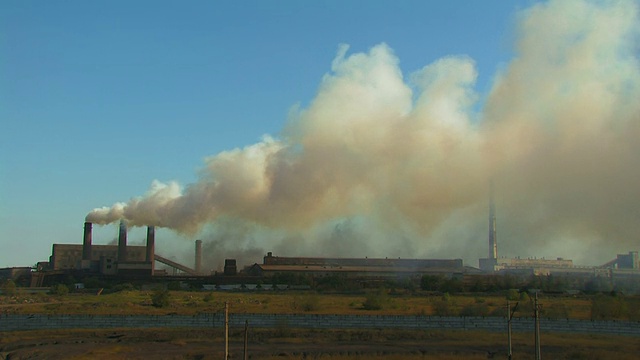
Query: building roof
xmin=251 ymin=264 xmax=464 ymax=274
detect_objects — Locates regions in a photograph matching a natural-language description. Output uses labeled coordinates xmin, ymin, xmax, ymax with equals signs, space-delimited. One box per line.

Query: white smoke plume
xmin=87 ymin=0 xmax=640 ymax=265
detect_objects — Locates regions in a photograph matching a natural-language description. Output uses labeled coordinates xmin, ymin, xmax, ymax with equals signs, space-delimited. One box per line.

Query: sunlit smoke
xmin=87 ymin=0 xmax=640 ymax=265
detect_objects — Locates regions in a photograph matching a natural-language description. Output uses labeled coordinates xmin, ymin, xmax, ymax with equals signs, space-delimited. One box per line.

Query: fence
xmin=1 ymin=313 xmax=639 ymax=335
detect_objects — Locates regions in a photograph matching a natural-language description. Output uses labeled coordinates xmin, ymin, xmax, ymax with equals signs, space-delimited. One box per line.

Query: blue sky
xmin=11 ymin=0 xmax=637 ymax=269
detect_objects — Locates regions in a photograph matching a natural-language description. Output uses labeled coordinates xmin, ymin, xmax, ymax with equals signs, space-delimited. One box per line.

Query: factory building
xmin=247 ymin=252 xmax=468 ymax=280
xmin=50 ymin=244 xmax=146 ymax=270
xmin=478 ymin=188 xmax=577 ymax=274
xmin=611 ymin=251 xmax=639 ymax=269
xmin=46 ymin=221 xmax=155 ymax=277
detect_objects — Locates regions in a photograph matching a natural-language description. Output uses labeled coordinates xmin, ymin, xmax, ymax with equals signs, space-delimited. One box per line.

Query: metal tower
xmin=489 ymin=183 xmax=498 ymax=260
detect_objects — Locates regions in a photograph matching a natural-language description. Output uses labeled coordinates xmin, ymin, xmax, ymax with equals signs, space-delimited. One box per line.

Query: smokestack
xmin=195 ymin=239 xmax=202 ymax=274
xmin=146 ymin=226 xmax=155 ymax=266
xmin=118 ymin=220 xmax=127 ymax=262
xmin=489 ymin=184 xmax=498 ymax=260
xmin=82 ymin=222 xmax=92 ymax=261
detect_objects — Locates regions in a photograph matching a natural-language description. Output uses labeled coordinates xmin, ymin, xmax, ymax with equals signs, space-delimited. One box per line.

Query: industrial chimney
xmin=195 ymin=239 xmax=202 ymax=274
xmin=118 ymin=220 xmax=127 ymax=262
xmin=488 ymin=184 xmax=498 ymax=260
xmin=82 ymin=222 xmax=92 ymax=261
xmin=146 ymin=226 xmax=155 ymax=271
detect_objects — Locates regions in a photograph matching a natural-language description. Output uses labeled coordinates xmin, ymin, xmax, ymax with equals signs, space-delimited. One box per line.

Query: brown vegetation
xmin=1 ymin=327 xmax=639 ymax=360
xmin=2 ymin=290 xmax=638 ymax=321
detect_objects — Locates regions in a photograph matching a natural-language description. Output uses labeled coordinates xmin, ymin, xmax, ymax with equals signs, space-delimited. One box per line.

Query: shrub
xmin=363 ymin=290 xmax=389 ymax=310
xmin=591 ymin=294 xmax=628 ymax=320
xmin=167 ymin=281 xmax=182 ymax=291
xmin=441 ymin=278 xmax=464 ymax=294
xmin=506 ymin=289 xmax=520 ymax=301
xmin=460 ymin=302 xmax=490 ymax=317
xmin=432 ymin=293 xmax=457 ymax=316
xmin=50 ymin=284 xmax=69 ymax=296
xmin=1 ymin=279 xmax=17 ymax=296
xmin=152 ymin=289 xmax=171 ymax=308
xmin=542 ymin=301 xmax=569 ymax=319
xmin=203 ymin=292 xmax=214 ymax=302
xmin=292 ymin=294 xmax=321 ymax=312
xmin=420 ymin=275 xmax=445 ymax=291
xmin=111 ymin=283 xmax=136 ymax=292
xmin=82 ymin=277 xmax=105 ymax=289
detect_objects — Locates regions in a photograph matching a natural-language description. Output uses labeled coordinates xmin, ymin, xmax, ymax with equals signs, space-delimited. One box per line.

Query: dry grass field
xmin=2 ymin=290 xmax=639 ymax=359
xmin=1 ymin=327 xmax=639 ymax=359
xmin=0 ymin=289 xmax=602 ymax=319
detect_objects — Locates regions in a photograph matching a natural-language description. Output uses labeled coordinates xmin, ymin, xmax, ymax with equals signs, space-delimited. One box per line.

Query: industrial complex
xmin=2 ymin=196 xmax=639 ymax=293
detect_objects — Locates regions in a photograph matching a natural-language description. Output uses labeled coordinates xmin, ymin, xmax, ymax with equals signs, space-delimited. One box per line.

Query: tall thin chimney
xmin=118 ymin=220 xmax=127 ymax=262
xmin=146 ymin=226 xmax=155 ymax=264
xmin=146 ymin=226 xmax=155 ymax=274
xmin=195 ymin=239 xmax=203 ymax=274
xmin=82 ymin=222 xmax=92 ymax=261
xmin=489 ymin=183 xmax=498 ymax=260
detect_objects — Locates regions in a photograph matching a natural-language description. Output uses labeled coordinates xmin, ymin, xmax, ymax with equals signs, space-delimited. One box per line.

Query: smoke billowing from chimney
xmin=86 ymin=0 xmax=640 ymax=264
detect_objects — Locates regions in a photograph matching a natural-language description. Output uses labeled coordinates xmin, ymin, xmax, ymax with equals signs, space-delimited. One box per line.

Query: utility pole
xmin=225 ymin=302 xmax=229 ymax=360
xmin=534 ymin=293 xmax=541 ymax=360
xmin=243 ymin=320 xmax=249 ymax=360
xmin=507 ymin=300 xmax=519 ymax=360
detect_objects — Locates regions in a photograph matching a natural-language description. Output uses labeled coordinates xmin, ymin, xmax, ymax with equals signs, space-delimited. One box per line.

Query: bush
xmin=432 ymin=293 xmax=457 ymax=316
xmin=460 ymin=302 xmax=490 ymax=317
xmin=292 ymin=294 xmax=321 ymax=312
xmin=506 ymin=289 xmax=520 ymax=301
xmin=542 ymin=301 xmax=569 ymax=319
xmin=50 ymin=284 xmax=69 ymax=296
xmin=420 ymin=275 xmax=445 ymax=291
xmin=203 ymin=292 xmax=214 ymax=302
xmin=82 ymin=277 xmax=105 ymax=289
xmin=363 ymin=290 xmax=389 ymax=310
xmin=1 ymin=279 xmax=17 ymax=296
xmin=111 ymin=283 xmax=136 ymax=292
xmin=441 ymin=278 xmax=464 ymax=294
xmin=167 ymin=281 xmax=182 ymax=291
xmin=591 ymin=294 xmax=628 ymax=320
xmin=152 ymin=289 xmax=171 ymax=308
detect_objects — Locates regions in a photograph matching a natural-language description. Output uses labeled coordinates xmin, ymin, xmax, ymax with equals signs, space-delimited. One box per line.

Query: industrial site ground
xmin=2 ymin=327 xmax=639 ymax=359
xmin=2 ymin=290 xmax=640 ymax=359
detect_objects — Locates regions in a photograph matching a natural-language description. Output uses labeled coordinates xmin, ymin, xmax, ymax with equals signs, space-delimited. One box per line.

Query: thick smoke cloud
xmin=87 ymin=0 xmax=640 ymax=265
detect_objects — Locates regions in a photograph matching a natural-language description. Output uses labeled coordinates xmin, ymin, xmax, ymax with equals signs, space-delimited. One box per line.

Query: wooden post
xmin=243 ymin=319 xmax=249 ymax=360
xmin=507 ymin=299 xmax=518 ymax=360
xmin=534 ymin=293 xmax=541 ymax=360
xmin=507 ymin=301 xmax=512 ymax=360
xmin=225 ymin=302 xmax=229 ymax=360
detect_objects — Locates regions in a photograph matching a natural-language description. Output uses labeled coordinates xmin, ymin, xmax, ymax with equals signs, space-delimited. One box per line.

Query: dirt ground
xmin=2 ymin=328 xmax=639 ymax=360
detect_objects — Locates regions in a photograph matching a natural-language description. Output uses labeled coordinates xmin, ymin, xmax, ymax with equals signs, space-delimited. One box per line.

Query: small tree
xmin=152 ymin=288 xmax=171 ymax=308
xmin=203 ymin=292 xmax=214 ymax=302
xmin=460 ymin=303 xmax=490 ymax=317
xmin=292 ymin=293 xmax=321 ymax=312
xmin=506 ymin=289 xmax=520 ymax=301
xmin=420 ymin=275 xmax=445 ymax=291
xmin=432 ymin=293 xmax=457 ymax=316
xmin=591 ymin=293 xmax=628 ymax=320
xmin=363 ymin=290 xmax=389 ymax=310
xmin=50 ymin=284 xmax=69 ymax=296
xmin=1 ymin=279 xmax=17 ymax=296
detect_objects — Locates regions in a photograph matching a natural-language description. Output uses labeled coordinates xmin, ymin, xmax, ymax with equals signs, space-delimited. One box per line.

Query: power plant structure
xmin=246 ymin=252 xmax=470 ymax=281
xmin=45 ymin=221 xmax=203 ymax=278
xmin=7 ymin=203 xmax=639 ymax=293
xmin=30 ymin=219 xmax=475 ymax=287
xmin=477 ymin=188 xmax=640 ymax=292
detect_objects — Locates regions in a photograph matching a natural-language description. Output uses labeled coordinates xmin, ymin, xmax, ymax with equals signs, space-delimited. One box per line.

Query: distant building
xmin=0 ymin=267 xmax=32 ymax=286
xmin=614 ymin=251 xmax=639 ymax=269
xmin=50 ymin=244 xmax=146 ymax=270
xmin=247 ymin=252 xmax=468 ymax=280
